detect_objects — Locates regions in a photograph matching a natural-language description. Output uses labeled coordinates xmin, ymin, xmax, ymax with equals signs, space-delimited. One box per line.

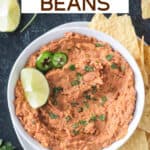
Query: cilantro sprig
xmin=0 ymin=139 xmax=15 ymax=150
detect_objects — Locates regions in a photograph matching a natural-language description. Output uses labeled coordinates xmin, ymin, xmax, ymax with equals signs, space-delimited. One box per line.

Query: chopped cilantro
xmin=52 ymin=87 xmax=63 ymax=105
xmin=98 ymin=114 xmax=106 ymax=121
xmin=72 ymin=129 xmax=79 ymax=136
xmin=65 ymin=116 xmax=72 ymax=122
xmin=53 ymin=87 xmax=63 ymax=95
xmin=83 ymin=91 xmax=91 ymax=100
xmin=111 ymin=63 xmax=118 ymax=69
xmin=95 ymin=43 xmax=103 ymax=47
xmin=76 ymin=72 xmax=82 ymax=80
xmin=106 ymin=54 xmax=113 ymax=61
xmin=79 ymin=120 xmax=88 ymax=126
xmin=72 ymin=122 xmax=79 ymax=129
xmin=51 ymin=97 xmax=58 ymax=106
xmin=89 ymin=115 xmax=97 ymax=122
xmin=78 ymin=107 xmax=83 ymax=113
xmin=84 ymin=65 xmax=94 ymax=72
xmin=69 ymin=64 xmax=76 ymax=71
xmin=49 ymin=112 xmax=59 ymax=119
xmin=101 ymin=96 xmax=107 ymax=102
xmin=0 ymin=140 xmax=15 ymax=150
xmin=85 ymin=94 xmax=91 ymax=100
xmin=71 ymin=80 xmax=80 ymax=86
xmin=101 ymin=96 xmax=107 ymax=105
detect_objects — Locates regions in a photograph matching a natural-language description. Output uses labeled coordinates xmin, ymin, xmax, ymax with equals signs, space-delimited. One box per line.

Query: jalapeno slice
xmin=52 ymin=52 xmax=68 ymax=68
xmin=36 ymin=51 xmax=53 ymax=73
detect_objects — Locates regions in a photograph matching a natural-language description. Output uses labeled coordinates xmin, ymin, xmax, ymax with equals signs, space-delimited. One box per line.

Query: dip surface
xmin=15 ymin=33 xmax=136 ymax=150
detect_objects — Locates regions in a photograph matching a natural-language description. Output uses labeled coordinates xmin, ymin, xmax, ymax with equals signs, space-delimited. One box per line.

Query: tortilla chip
xmin=88 ymin=14 xmax=107 ymax=29
xmin=142 ymin=0 xmax=150 ymax=19
xmin=109 ymin=14 xmax=118 ymax=20
xmin=139 ymin=37 xmax=145 ymax=66
xmin=146 ymin=133 xmax=150 ymax=149
xmin=144 ymin=46 xmax=150 ymax=78
xmin=89 ymin=14 xmax=140 ymax=60
xmin=119 ymin=129 xmax=148 ymax=150
xmin=137 ymin=38 xmax=149 ymax=87
xmin=138 ymin=89 xmax=150 ymax=132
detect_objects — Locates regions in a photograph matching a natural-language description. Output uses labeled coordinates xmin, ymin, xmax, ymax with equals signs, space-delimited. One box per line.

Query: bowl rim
xmin=7 ymin=27 xmax=145 ymax=150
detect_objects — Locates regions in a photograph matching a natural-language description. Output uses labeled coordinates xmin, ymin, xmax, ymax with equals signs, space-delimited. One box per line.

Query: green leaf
xmin=53 ymin=87 xmax=63 ymax=96
xmin=0 ymin=141 xmax=15 ymax=150
xmin=106 ymin=54 xmax=113 ymax=61
xmin=78 ymin=107 xmax=83 ymax=113
xmin=84 ymin=65 xmax=94 ymax=72
xmin=79 ymin=120 xmax=88 ymax=126
xmin=98 ymin=114 xmax=106 ymax=121
xmin=72 ymin=122 xmax=79 ymax=129
xmin=76 ymin=72 xmax=82 ymax=80
xmin=72 ymin=129 xmax=79 ymax=136
xmin=89 ymin=115 xmax=97 ymax=122
xmin=101 ymin=96 xmax=107 ymax=102
xmin=65 ymin=116 xmax=72 ymax=122
xmin=69 ymin=64 xmax=76 ymax=71
xmin=95 ymin=43 xmax=103 ymax=47
xmin=71 ymin=80 xmax=80 ymax=86
xmin=83 ymin=91 xmax=91 ymax=100
xmin=49 ymin=112 xmax=59 ymax=119
xmin=101 ymin=96 xmax=107 ymax=105
xmin=111 ymin=63 xmax=118 ymax=69
xmin=51 ymin=98 xmax=58 ymax=106
xmin=85 ymin=94 xmax=91 ymax=100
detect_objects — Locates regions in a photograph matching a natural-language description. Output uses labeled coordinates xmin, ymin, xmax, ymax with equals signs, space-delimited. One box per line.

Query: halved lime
xmin=0 ymin=0 xmax=21 ymax=32
xmin=21 ymin=68 xmax=50 ymax=109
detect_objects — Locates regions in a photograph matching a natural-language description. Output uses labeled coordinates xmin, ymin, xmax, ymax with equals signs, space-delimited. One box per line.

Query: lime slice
xmin=0 ymin=0 xmax=21 ymax=32
xmin=21 ymin=68 xmax=50 ymax=109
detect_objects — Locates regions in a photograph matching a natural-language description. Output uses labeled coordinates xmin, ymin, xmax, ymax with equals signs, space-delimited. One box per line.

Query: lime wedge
xmin=0 ymin=0 xmax=21 ymax=32
xmin=21 ymin=68 xmax=50 ymax=109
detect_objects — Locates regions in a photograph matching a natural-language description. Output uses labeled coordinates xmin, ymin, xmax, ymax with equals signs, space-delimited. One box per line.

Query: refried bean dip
xmin=15 ymin=32 xmax=136 ymax=150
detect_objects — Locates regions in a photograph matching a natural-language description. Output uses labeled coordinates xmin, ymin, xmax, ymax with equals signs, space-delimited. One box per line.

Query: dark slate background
xmin=0 ymin=0 xmax=150 ymax=149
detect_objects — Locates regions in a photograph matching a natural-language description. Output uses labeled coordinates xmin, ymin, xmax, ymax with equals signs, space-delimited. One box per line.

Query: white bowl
xmin=7 ymin=27 xmax=145 ymax=150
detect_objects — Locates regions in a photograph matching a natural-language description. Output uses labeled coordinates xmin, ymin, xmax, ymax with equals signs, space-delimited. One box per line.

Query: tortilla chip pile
xmin=89 ymin=14 xmax=150 ymax=150
xmin=142 ymin=0 xmax=150 ymax=19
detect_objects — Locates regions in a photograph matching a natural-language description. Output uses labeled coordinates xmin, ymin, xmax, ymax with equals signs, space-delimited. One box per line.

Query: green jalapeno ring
xmin=36 ymin=51 xmax=53 ymax=73
xmin=52 ymin=52 xmax=68 ymax=68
